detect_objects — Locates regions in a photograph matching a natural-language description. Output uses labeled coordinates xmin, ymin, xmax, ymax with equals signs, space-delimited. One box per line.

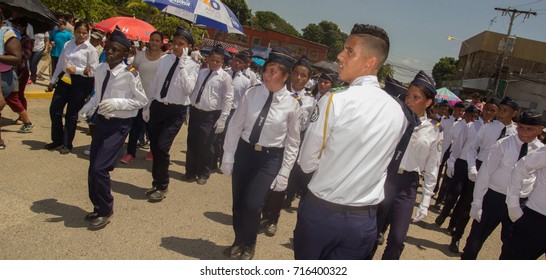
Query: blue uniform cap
xmin=465 ymin=104 xmax=479 ymax=114
xmin=384 ymin=76 xmax=408 ymax=99
xmin=267 ymin=47 xmax=296 ymax=69
xmin=454 ymin=101 xmax=465 ymax=109
xmin=174 ymin=26 xmax=194 ymax=47
xmin=410 ymin=70 xmax=436 ymax=99
xmin=500 ymin=96 xmax=519 ymax=111
xmin=235 ymin=51 xmax=250 ymax=61
xmin=518 ymin=109 xmax=544 ymax=126
xmin=109 ymin=28 xmax=131 ymax=50
xmin=438 ymin=100 xmax=450 ymax=107
xmin=486 ymin=97 xmax=501 ymax=106
xmin=294 ymin=55 xmax=312 ymax=70
xmin=319 ymin=69 xmax=338 ymax=85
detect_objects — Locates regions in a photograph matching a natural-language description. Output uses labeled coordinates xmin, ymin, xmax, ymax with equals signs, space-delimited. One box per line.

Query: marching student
xmin=220 ymin=47 xmax=302 ymax=260
xmin=462 ymin=109 xmax=544 ymax=259
xmin=143 ymin=27 xmax=200 ymax=202
xmin=77 ymin=29 xmax=147 ymax=229
xmin=505 ymin=117 xmax=546 ymax=259
xmin=184 ymin=45 xmax=234 ymax=185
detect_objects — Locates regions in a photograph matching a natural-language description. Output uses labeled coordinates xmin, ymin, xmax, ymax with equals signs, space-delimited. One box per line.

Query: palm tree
xmin=378 ymin=63 xmax=395 ymax=83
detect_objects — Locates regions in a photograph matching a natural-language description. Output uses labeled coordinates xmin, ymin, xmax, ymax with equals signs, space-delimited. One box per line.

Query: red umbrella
xmin=93 ymin=17 xmax=156 ymax=42
xmin=225 ymin=47 xmax=239 ymax=53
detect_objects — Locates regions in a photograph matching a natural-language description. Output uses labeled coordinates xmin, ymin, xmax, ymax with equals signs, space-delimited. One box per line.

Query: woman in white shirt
xmin=45 ymin=21 xmax=99 ymax=154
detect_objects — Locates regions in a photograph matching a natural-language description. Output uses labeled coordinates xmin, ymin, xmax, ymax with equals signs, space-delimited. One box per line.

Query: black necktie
xmin=89 ymin=70 xmax=110 ymax=121
xmin=232 ymin=71 xmax=237 ymax=80
xmin=160 ymin=57 xmax=179 ymax=99
xmin=248 ymin=92 xmax=274 ymax=145
xmin=498 ymin=126 xmax=507 ymax=140
xmin=518 ymin=142 xmax=528 ymax=160
xmin=195 ymin=70 xmax=213 ymax=104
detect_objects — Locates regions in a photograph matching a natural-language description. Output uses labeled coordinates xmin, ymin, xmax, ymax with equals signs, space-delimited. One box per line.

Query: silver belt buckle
xmin=254 ymin=145 xmax=263 ymax=152
xmin=397 ymin=168 xmax=404 ymax=174
xmin=163 ymin=101 xmax=169 ymax=105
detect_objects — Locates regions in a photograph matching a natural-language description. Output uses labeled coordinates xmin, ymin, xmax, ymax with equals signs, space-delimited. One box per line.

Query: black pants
xmin=374 ymin=171 xmax=419 ymax=260
xmin=232 ymin=140 xmax=283 ymax=247
xmin=439 ymin=159 xmax=468 ymax=224
xmin=51 ymin=56 xmax=59 ymax=77
xmin=504 ymin=207 xmax=546 ymax=260
xmin=126 ymin=108 xmax=148 ymax=156
xmin=450 ymin=160 xmax=483 ymax=241
xmin=461 ymin=189 xmax=517 ymax=260
xmin=88 ymin=116 xmax=132 ymax=216
xmin=149 ymin=101 xmax=186 ymax=190
xmin=434 ymin=146 xmax=451 ymax=195
xmin=284 ymin=164 xmax=312 ymax=207
xmin=186 ymin=106 xmax=220 ymax=179
xmin=49 ymin=76 xmax=93 ymax=149
xmin=212 ymin=109 xmax=235 ymax=169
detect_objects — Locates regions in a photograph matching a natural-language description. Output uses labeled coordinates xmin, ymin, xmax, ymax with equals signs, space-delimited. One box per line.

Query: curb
xmin=26 ymin=92 xmax=53 ymax=99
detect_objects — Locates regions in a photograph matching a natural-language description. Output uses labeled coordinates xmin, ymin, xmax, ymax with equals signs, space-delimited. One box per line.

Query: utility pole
xmin=493 ymin=7 xmax=536 ymax=97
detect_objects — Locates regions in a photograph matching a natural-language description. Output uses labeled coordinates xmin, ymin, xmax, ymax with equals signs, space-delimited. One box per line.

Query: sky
xmin=245 ymin=0 xmax=546 ymax=82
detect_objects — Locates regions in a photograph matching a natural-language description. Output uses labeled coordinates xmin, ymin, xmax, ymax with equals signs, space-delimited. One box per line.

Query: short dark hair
xmin=74 ymin=20 xmax=90 ymax=32
xmin=350 ymin=24 xmax=390 ymax=65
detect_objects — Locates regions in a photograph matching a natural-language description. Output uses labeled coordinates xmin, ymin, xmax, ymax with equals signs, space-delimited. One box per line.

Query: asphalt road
xmin=0 ymin=98 xmax=503 ymax=260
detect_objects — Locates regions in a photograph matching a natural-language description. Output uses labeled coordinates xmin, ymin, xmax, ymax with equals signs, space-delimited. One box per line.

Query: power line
xmin=511 ymin=0 xmax=543 ymax=8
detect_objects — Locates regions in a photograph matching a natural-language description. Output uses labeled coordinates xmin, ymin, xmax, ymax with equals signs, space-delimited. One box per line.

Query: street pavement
xmin=0 ymin=77 xmax=503 ymax=260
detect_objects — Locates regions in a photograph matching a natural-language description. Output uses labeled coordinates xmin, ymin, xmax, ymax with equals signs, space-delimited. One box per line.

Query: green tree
xmin=301 ymin=20 xmax=347 ymax=61
xmin=222 ymin=0 xmax=252 ymax=26
xmin=250 ymin=11 xmax=301 ymax=37
xmin=432 ymin=57 xmax=458 ymax=87
xmin=41 ymin=0 xmax=117 ymax=23
xmin=378 ymin=63 xmax=395 ymax=83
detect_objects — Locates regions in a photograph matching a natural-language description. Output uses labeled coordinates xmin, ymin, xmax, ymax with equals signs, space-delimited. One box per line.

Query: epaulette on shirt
xmin=291 ymin=93 xmax=303 ymax=106
xmin=329 ymin=86 xmax=348 ymax=94
xmin=125 ymin=65 xmax=139 ymax=77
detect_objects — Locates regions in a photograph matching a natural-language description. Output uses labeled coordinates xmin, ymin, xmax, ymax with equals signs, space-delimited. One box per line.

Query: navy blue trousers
xmin=186 ymin=106 xmax=221 ymax=179
xmin=504 ymin=207 xmax=546 ymax=260
xmin=461 ymin=189 xmax=515 ymax=259
xmin=450 ymin=160 xmax=483 ymax=241
xmin=376 ymin=171 xmax=419 ymax=260
xmin=126 ymin=108 xmax=147 ymax=157
xmin=88 ymin=115 xmax=132 ymax=216
xmin=49 ymin=76 xmax=93 ymax=149
xmin=439 ymin=159 xmax=469 ymax=223
xmin=293 ymin=193 xmax=378 ymax=260
xmin=434 ymin=146 xmax=451 ymax=194
xmin=232 ymin=140 xmax=283 ymax=247
xmin=149 ymin=101 xmax=186 ymax=190
xmin=212 ymin=109 xmax=235 ymax=169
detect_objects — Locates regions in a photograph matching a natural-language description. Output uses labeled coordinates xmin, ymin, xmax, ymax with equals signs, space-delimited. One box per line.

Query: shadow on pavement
xmin=203 ymin=211 xmax=232 ymax=226
xmin=412 ymin=220 xmax=451 ymax=235
xmin=30 ymin=198 xmax=88 ymax=228
xmin=405 ymin=235 xmax=461 ymax=257
xmin=22 ymin=140 xmax=48 ymax=150
xmin=160 ymin=236 xmax=225 ymax=260
xmin=111 ymin=180 xmax=149 ymax=200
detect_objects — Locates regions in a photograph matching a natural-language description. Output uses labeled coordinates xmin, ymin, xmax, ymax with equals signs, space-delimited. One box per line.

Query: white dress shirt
xmin=147 ymin=54 xmax=199 ymax=106
xmin=223 ymin=84 xmax=303 ymax=177
xmin=80 ymin=62 xmax=148 ymax=119
xmin=299 ymin=75 xmax=407 ymax=206
xmin=292 ymin=87 xmax=317 ymax=131
xmin=466 ymin=120 xmax=517 ymax=170
xmin=227 ymin=69 xmax=251 ymax=109
xmin=399 ymin=114 xmax=442 ymax=197
xmin=243 ymin=67 xmax=259 ymax=86
xmin=51 ymin=39 xmax=99 ymax=84
xmin=440 ymin=116 xmax=456 ymax=158
xmin=507 ymin=144 xmax=546 ymax=216
xmin=447 ymin=119 xmax=474 ymax=167
xmin=191 ymin=68 xmax=234 ymax=124
xmin=473 ymin=135 xmax=543 ymax=208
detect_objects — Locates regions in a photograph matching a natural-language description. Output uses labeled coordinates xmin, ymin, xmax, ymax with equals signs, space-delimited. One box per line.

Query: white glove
xmin=142 ymin=106 xmax=150 ymax=123
xmin=178 ymin=48 xmax=189 ymax=68
xmin=98 ymin=98 xmax=117 ymax=114
xmin=469 ymin=205 xmax=482 ymax=222
xmin=220 ymin=162 xmax=233 ymax=176
xmin=413 ymin=195 xmax=431 ymax=222
xmin=270 ymin=174 xmax=289 ymax=192
xmin=214 ymin=119 xmax=225 ymax=134
xmin=78 ymin=110 xmax=88 ymax=122
xmin=468 ymin=166 xmax=478 ymax=182
xmin=446 ymin=164 xmax=454 ymax=178
xmin=508 ymin=206 xmax=524 ymax=222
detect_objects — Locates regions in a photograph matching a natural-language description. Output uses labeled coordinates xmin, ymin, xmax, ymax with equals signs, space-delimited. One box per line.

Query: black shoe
xmin=181 ymin=174 xmax=197 ymax=183
xmin=88 ymin=212 xmax=113 ymax=229
xmin=44 ymin=142 xmax=62 ymax=150
xmin=145 ymin=187 xmax=157 ymax=196
xmin=265 ymin=223 xmax=277 ymax=237
xmin=239 ymin=245 xmax=255 ymax=260
xmin=197 ymin=177 xmax=207 ymax=185
xmin=84 ymin=212 xmax=98 ymax=221
xmin=449 ymin=239 xmax=460 ymax=254
xmin=59 ymin=145 xmax=71 ymax=155
xmin=435 ymin=215 xmax=446 ymax=227
xmin=223 ymin=243 xmax=243 ymax=259
xmin=147 ymin=189 xmax=167 ymax=202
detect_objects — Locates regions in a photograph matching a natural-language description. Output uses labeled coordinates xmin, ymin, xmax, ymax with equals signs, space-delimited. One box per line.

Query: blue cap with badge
xmin=500 ymin=96 xmax=519 ymax=111
xmin=109 ymin=27 xmax=131 ymax=50
xmin=518 ymin=109 xmax=544 ymax=126
xmin=266 ymin=47 xmax=296 ymax=69
xmin=174 ymin=26 xmax=194 ymax=47
xmin=410 ymin=70 xmax=436 ymax=99
xmin=294 ymin=55 xmax=312 ymax=70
